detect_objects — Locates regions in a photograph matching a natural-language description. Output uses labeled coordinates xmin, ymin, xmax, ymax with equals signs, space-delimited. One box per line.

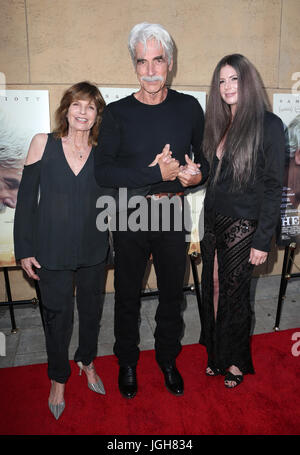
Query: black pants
xmin=37 ymin=262 xmax=106 ymax=383
xmin=112 ymin=199 xmax=187 ymax=367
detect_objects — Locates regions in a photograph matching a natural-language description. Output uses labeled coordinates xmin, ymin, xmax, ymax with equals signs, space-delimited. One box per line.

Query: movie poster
xmin=99 ymin=87 xmax=207 ymax=253
xmin=0 ymin=90 xmax=50 ymax=266
xmin=273 ymin=94 xmax=300 ymax=245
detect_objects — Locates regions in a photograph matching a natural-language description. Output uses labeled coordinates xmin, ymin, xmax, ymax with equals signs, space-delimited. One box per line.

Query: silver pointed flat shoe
xmin=77 ymin=361 xmax=106 ymax=395
xmin=48 ymin=401 xmax=65 ymax=420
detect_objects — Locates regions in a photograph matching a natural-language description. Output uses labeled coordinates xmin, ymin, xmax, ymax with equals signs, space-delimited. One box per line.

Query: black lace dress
xmin=200 ymin=208 xmax=256 ymax=374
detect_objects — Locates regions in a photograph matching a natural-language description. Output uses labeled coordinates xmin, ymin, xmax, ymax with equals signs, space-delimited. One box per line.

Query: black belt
xmin=146 ymin=192 xmax=184 ymax=199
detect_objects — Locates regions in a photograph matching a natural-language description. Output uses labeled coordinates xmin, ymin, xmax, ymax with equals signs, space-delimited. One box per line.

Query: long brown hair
xmin=53 ymin=81 xmax=106 ymax=146
xmin=203 ymin=54 xmax=270 ymax=190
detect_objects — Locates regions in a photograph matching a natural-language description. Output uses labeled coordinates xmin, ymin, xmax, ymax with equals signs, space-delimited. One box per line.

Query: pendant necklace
xmin=74 ymin=147 xmax=86 ymax=160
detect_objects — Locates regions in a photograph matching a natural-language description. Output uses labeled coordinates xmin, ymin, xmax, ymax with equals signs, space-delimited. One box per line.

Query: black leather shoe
xmin=118 ymin=365 xmax=137 ymax=399
xmin=160 ymin=363 xmax=184 ymax=396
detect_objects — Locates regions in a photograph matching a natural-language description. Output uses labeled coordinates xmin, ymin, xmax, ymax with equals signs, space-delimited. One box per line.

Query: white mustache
xmin=141 ymin=76 xmax=164 ymax=82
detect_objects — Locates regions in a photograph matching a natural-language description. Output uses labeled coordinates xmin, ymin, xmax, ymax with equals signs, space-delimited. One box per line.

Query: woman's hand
xmin=20 ymin=257 xmax=41 ymax=280
xmin=249 ymin=248 xmax=268 ymax=266
xmin=178 ymin=154 xmax=202 ymax=187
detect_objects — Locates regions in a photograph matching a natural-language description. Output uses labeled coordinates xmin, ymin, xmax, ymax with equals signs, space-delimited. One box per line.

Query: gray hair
xmin=287 ymin=115 xmax=300 ymax=159
xmin=0 ymin=109 xmax=28 ymax=168
xmin=128 ymin=22 xmax=174 ymax=66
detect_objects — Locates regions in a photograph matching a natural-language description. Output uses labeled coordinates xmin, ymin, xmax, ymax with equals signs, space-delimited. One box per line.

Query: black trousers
xmin=37 ymin=262 xmax=106 ymax=383
xmin=112 ymin=199 xmax=188 ymax=367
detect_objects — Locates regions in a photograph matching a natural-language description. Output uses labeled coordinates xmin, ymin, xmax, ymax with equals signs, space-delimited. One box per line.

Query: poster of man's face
xmin=0 ymin=165 xmax=23 ymax=212
xmin=274 ymin=94 xmax=300 ymax=245
xmin=0 ymin=91 xmax=50 ymax=266
xmin=0 ymin=123 xmax=26 ymax=213
xmin=284 ymin=115 xmax=300 ymax=209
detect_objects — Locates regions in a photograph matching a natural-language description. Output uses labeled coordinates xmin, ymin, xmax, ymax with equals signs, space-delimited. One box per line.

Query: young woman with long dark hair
xmin=200 ymin=54 xmax=285 ymax=388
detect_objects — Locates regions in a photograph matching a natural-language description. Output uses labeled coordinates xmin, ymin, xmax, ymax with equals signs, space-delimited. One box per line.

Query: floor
xmin=0 ymin=275 xmax=300 ymax=369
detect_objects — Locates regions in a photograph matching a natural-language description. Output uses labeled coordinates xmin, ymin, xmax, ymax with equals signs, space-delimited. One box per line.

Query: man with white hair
xmin=95 ymin=22 xmax=209 ymax=398
xmin=0 ymin=118 xmax=27 ymax=212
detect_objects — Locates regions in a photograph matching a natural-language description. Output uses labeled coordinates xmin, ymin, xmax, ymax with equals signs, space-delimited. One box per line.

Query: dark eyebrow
xmin=136 ymin=55 xmax=165 ymax=64
xmin=3 ymin=178 xmax=20 ymax=189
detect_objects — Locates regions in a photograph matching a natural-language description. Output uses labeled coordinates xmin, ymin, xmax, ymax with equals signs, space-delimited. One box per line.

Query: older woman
xmin=14 ymin=82 xmax=108 ymax=419
xmin=200 ymin=55 xmax=285 ymax=388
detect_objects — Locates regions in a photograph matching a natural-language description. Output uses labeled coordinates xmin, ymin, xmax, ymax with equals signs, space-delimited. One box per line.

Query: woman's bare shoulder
xmin=25 ymin=133 xmax=48 ymax=165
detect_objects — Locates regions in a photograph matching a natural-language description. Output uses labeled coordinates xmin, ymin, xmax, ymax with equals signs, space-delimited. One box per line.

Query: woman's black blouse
xmin=205 ymin=111 xmax=285 ymax=252
xmin=14 ymin=133 xmax=108 ymax=270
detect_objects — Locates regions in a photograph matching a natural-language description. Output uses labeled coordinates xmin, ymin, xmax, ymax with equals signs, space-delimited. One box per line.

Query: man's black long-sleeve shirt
xmin=94 ymin=89 xmax=209 ymax=196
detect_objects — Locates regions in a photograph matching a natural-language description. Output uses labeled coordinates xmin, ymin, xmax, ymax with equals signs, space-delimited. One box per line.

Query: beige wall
xmin=1 ymin=0 xmax=300 ymax=299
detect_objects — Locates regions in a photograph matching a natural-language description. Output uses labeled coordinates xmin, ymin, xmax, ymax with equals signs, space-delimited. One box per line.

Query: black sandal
xmin=206 ymin=365 xmax=221 ymax=376
xmin=224 ymin=371 xmax=243 ymax=388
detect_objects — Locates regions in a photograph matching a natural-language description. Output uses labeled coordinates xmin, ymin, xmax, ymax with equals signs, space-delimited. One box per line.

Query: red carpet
xmin=0 ymin=328 xmax=300 ymax=435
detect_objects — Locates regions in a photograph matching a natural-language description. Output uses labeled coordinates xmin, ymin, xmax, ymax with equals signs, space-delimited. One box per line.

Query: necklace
xmin=73 ymin=147 xmax=88 ymax=160
xmin=64 ymin=137 xmax=90 ymax=160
